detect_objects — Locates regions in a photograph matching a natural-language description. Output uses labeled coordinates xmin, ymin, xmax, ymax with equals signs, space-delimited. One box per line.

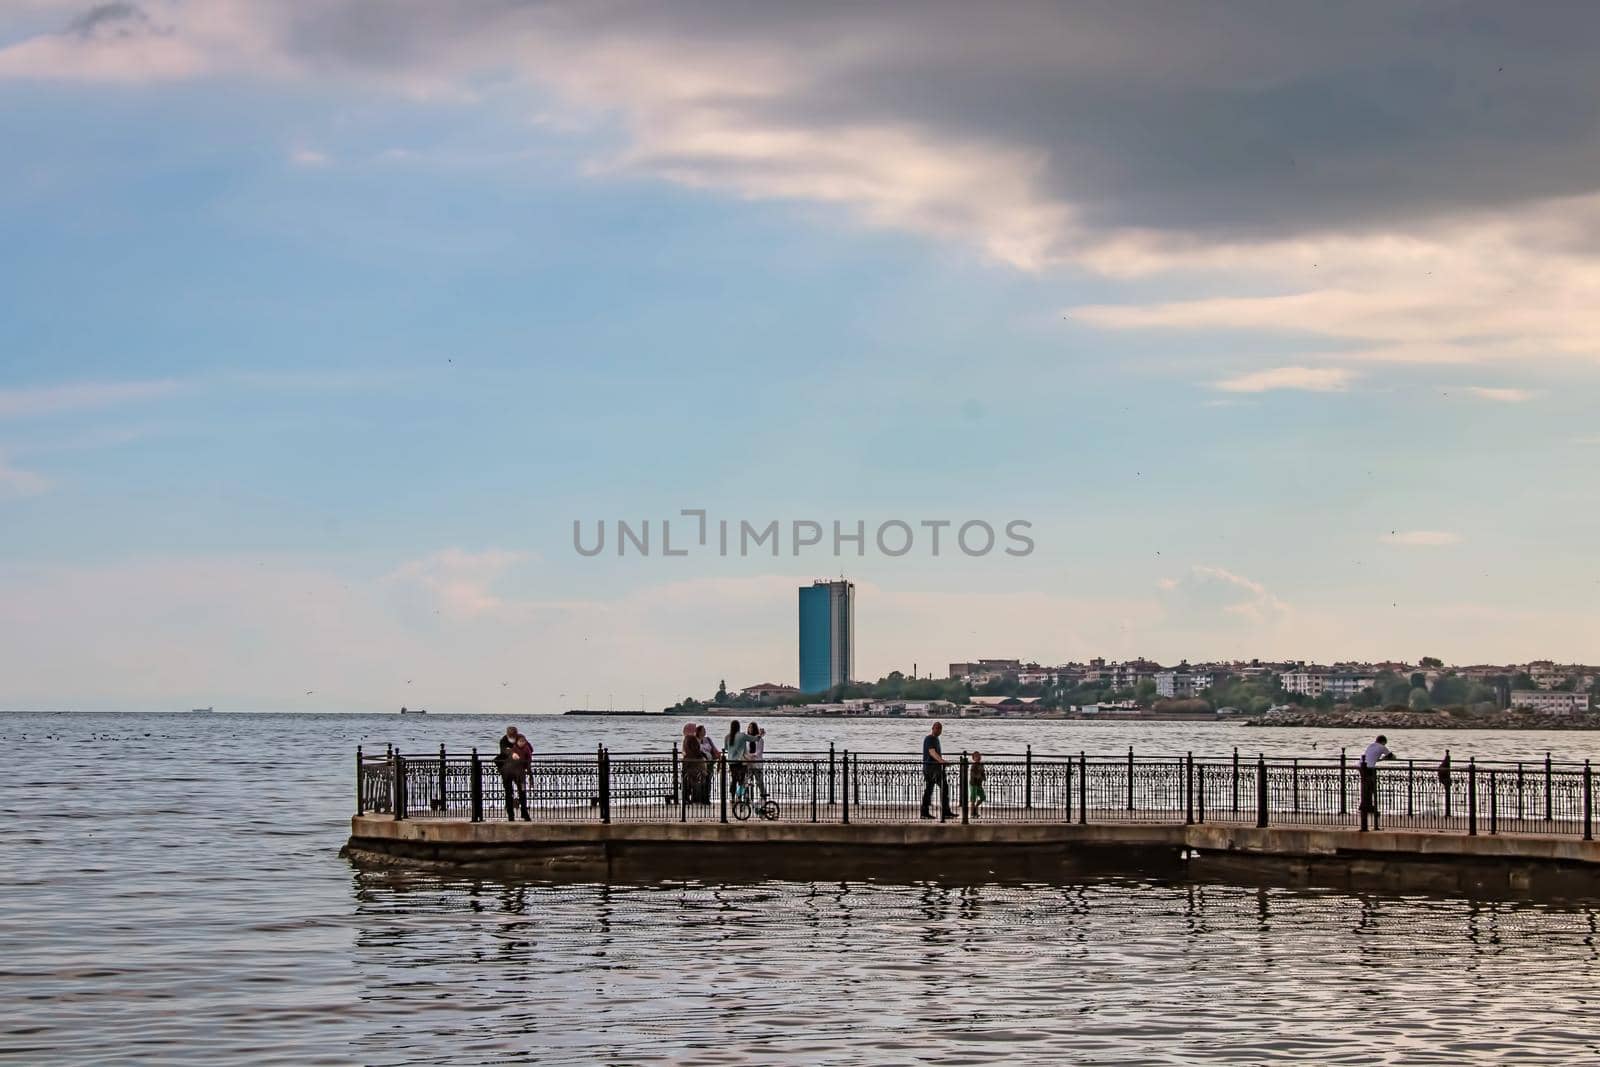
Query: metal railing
xmin=353 ymin=744 xmax=1597 ymax=839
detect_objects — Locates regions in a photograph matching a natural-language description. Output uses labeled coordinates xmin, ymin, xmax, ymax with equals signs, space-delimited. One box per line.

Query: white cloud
xmin=1158 ymin=565 xmax=1290 ymax=627
xmin=1212 ymin=366 xmax=1354 ymax=393
xmin=1380 ymin=530 xmax=1462 ymax=547
xmin=0 ymin=379 xmax=182 ymax=419
xmin=289 ymin=145 xmax=329 ymax=167
xmin=384 ymin=548 xmax=528 ymax=621
xmin=0 ymin=453 xmax=50 ymax=497
xmin=1465 ymin=386 xmax=1535 ymax=403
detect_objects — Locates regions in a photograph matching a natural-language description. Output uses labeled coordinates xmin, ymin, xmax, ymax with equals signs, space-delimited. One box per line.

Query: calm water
xmin=6 ymin=712 xmax=1600 ymax=1064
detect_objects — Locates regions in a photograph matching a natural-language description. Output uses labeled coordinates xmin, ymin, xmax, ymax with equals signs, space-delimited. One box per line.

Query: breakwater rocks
xmin=1248 ymin=707 xmax=1600 ymax=730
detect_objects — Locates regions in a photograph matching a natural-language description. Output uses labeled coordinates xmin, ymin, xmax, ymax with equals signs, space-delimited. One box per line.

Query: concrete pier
xmin=345 ymin=815 xmax=1600 ymax=898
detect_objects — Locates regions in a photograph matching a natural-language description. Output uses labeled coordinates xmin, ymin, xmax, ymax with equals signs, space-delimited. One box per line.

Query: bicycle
xmin=731 ymin=772 xmax=779 ymax=821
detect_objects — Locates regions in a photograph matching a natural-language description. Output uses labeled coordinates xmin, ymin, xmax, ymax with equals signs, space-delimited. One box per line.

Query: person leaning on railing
xmin=1359 ymin=734 xmax=1395 ymax=824
xmin=683 ymin=731 xmax=707 ymax=805
xmin=496 ymin=725 xmax=533 ymax=821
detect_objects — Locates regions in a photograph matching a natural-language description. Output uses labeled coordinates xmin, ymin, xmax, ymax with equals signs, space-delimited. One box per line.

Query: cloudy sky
xmin=2 ymin=1 xmax=1597 ymax=712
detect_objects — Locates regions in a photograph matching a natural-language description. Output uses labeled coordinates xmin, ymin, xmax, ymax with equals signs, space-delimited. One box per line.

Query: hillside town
xmin=661 ymin=582 xmax=1598 ymax=726
xmin=670 ymin=656 xmax=1599 ymax=725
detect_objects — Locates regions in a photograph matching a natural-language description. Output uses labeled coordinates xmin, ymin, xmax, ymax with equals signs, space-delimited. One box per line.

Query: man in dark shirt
xmin=920 ymin=722 xmax=955 ymax=820
xmin=496 ymin=725 xmax=533 ymax=820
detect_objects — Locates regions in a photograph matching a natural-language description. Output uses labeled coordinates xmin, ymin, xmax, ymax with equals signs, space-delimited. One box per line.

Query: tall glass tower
xmin=798 ymin=579 xmax=854 ymax=694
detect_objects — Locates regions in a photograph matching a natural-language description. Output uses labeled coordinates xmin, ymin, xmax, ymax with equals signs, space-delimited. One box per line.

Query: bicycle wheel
xmin=759 ymin=800 xmax=780 ymax=821
xmin=732 ymin=798 xmax=752 ymax=821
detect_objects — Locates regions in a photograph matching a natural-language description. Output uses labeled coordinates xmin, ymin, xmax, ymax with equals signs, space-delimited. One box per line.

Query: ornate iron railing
xmin=353 ymin=744 xmax=1597 ymax=839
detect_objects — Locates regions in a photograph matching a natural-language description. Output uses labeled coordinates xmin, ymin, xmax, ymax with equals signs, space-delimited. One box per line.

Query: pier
xmin=345 ymin=746 xmax=1600 ymax=896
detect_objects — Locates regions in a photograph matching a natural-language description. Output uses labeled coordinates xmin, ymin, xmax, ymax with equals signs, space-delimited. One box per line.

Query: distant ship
xmin=400 ymin=706 xmax=427 ymax=715
xmin=189 ymin=707 xmax=215 ymax=714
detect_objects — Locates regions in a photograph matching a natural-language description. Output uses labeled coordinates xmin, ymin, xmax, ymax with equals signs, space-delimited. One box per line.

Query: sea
xmin=5 ymin=711 xmax=1600 ymax=1064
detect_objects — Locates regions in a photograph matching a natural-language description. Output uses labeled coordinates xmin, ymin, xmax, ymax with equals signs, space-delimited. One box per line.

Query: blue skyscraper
xmin=798 ymin=579 xmax=854 ymax=694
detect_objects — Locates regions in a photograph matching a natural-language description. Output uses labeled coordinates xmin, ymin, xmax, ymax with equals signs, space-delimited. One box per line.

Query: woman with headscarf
xmin=682 ymin=727 xmax=706 ymax=809
xmin=678 ymin=726 xmax=697 ymax=799
xmin=695 ymin=724 xmax=719 ymax=803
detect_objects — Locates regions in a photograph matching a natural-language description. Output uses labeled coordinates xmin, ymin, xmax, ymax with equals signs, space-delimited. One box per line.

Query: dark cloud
xmin=41 ymin=1 xmax=1600 ymax=245
xmin=263 ymin=1 xmax=1600 ymax=242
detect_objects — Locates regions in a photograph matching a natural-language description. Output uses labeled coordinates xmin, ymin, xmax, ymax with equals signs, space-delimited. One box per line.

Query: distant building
xmin=1155 ymin=670 xmax=1199 ymax=699
xmin=1510 ymin=690 xmax=1589 ymax=715
xmin=1326 ymin=674 xmax=1376 ymax=700
xmin=741 ymin=682 xmax=800 ymax=702
xmin=799 ymin=579 xmax=854 ymax=693
xmin=948 ymin=659 xmax=1022 ymax=681
xmin=1281 ymin=667 xmax=1328 ymax=696
xmin=1526 ymin=661 xmax=1566 ymax=689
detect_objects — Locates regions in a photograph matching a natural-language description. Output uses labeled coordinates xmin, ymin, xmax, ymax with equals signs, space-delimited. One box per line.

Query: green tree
xmin=1419 ymin=656 xmax=1444 ymax=669
xmin=1134 ymin=679 xmax=1157 ymax=704
xmin=1409 ymin=687 xmax=1433 ymax=711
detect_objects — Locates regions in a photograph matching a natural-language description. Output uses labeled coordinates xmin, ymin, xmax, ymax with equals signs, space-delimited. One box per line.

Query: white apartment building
xmin=1281 ymin=668 xmax=1328 ymax=696
xmin=1510 ymin=690 xmax=1590 ymax=715
xmin=1326 ymin=675 xmax=1376 ymax=700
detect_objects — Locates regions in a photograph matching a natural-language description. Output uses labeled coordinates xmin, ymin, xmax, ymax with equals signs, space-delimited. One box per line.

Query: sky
xmin=1 ymin=1 xmax=1597 ymax=713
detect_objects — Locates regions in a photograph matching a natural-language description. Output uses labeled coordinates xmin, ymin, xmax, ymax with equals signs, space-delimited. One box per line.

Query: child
xmin=970 ymin=750 xmax=987 ymax=818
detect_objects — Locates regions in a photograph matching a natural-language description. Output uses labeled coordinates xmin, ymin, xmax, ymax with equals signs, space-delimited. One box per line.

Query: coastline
xmin=1246 ymin=708 xmax=1600 ymax=730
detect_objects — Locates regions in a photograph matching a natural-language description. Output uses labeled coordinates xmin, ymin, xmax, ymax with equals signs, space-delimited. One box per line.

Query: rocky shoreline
xmin=1247 ymin=707 xmax=1600 ymax=730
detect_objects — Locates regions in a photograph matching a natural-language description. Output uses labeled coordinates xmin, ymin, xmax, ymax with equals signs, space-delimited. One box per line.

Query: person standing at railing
xmin=969 ymin=751 xmax=987 ymax=819
xmin=683 ymin=732 xmax=707 ymax=806
xmin=920 ymin=722 xmax=956 ymax=820
xmin=496 ymin=725 xmax=533 ymax=821
xmin=747 ymin=722 xmax=768 ymax=801
xmin=695 ymin=725 xmax=719 ymax=804
xmin=1359 ymin=734 xmax=1394 ymax=827
xmin=725 ymin=720 xmax=753 ymax=800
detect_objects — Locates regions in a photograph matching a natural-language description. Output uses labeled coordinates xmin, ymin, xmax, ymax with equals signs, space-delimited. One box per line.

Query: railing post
xmin=1545 ymin=753 xmax=1554 ymax=823
xmin=1407 ymin=759 xmax=1414 ymax=817
xmin=1127 ymin=747 xmax=1134 ymax=811
xmin=1255 ymin=755 xmax=1268 ymax=828
xmin=960 ymin=753 xmax=969 ymax=825
xmin=1065 ymin=756 xmax=1073 ymax=822
xmin=394 ymin=751 xmax=408 ymax=820
xmin=1516 ymin=761 xmax=1525 ymax=823
xmin=671 ymin=741 xmax=680 ymax=804
xmin=599 ymin=746 xmax=612 ymax=825
xmin=1489 ymin=769 xmax=1497 ymax=835
xmin=438 ymin=743 xmax=448 ymax=814
xmin=840 ymin=751 xmax=850 ymax=824
xmin=1339 ymin=749 xmax=1347 ymax=816
xmin=1443 ymin=750 xmax=1453 ymax=820
xmin=1468 ymin=758 xmax=1477 ymax=836
xmin=1196 ymin=758 xmax=1205 ymax=824
xmin=470 ymin=748 xmax=483 ymax=823
xmin=811 ymin=760 xmax=818 ymax=823
xmin=1231 ymin=747 xmax=1239 ymax=815
xmin=356 ymin=745 xmax=365 ymax=815
xmin=1185 ymin=752 xmax=1194 ymax=825
xmin=719 ymin=754 xmax=728 ymax=824
xmin=1078 ymin=751 xmax=1087 ymax=825
xmin=1292 ymin=758 xmax=1300 ymax=814
xmin=1585 ymin=760 xmax=1594 ymax=842
xmin=1025 ymin=744 xmax=1033 ymax=809
xmin=829 ymin=742 xmax=836 ymax=806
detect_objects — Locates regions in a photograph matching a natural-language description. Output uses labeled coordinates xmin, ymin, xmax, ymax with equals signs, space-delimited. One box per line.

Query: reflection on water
xmin=344 ymin=872 xmax=1600 ymax=1065
xmin=5 ymin=712 xmax=1600 ymax=1064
